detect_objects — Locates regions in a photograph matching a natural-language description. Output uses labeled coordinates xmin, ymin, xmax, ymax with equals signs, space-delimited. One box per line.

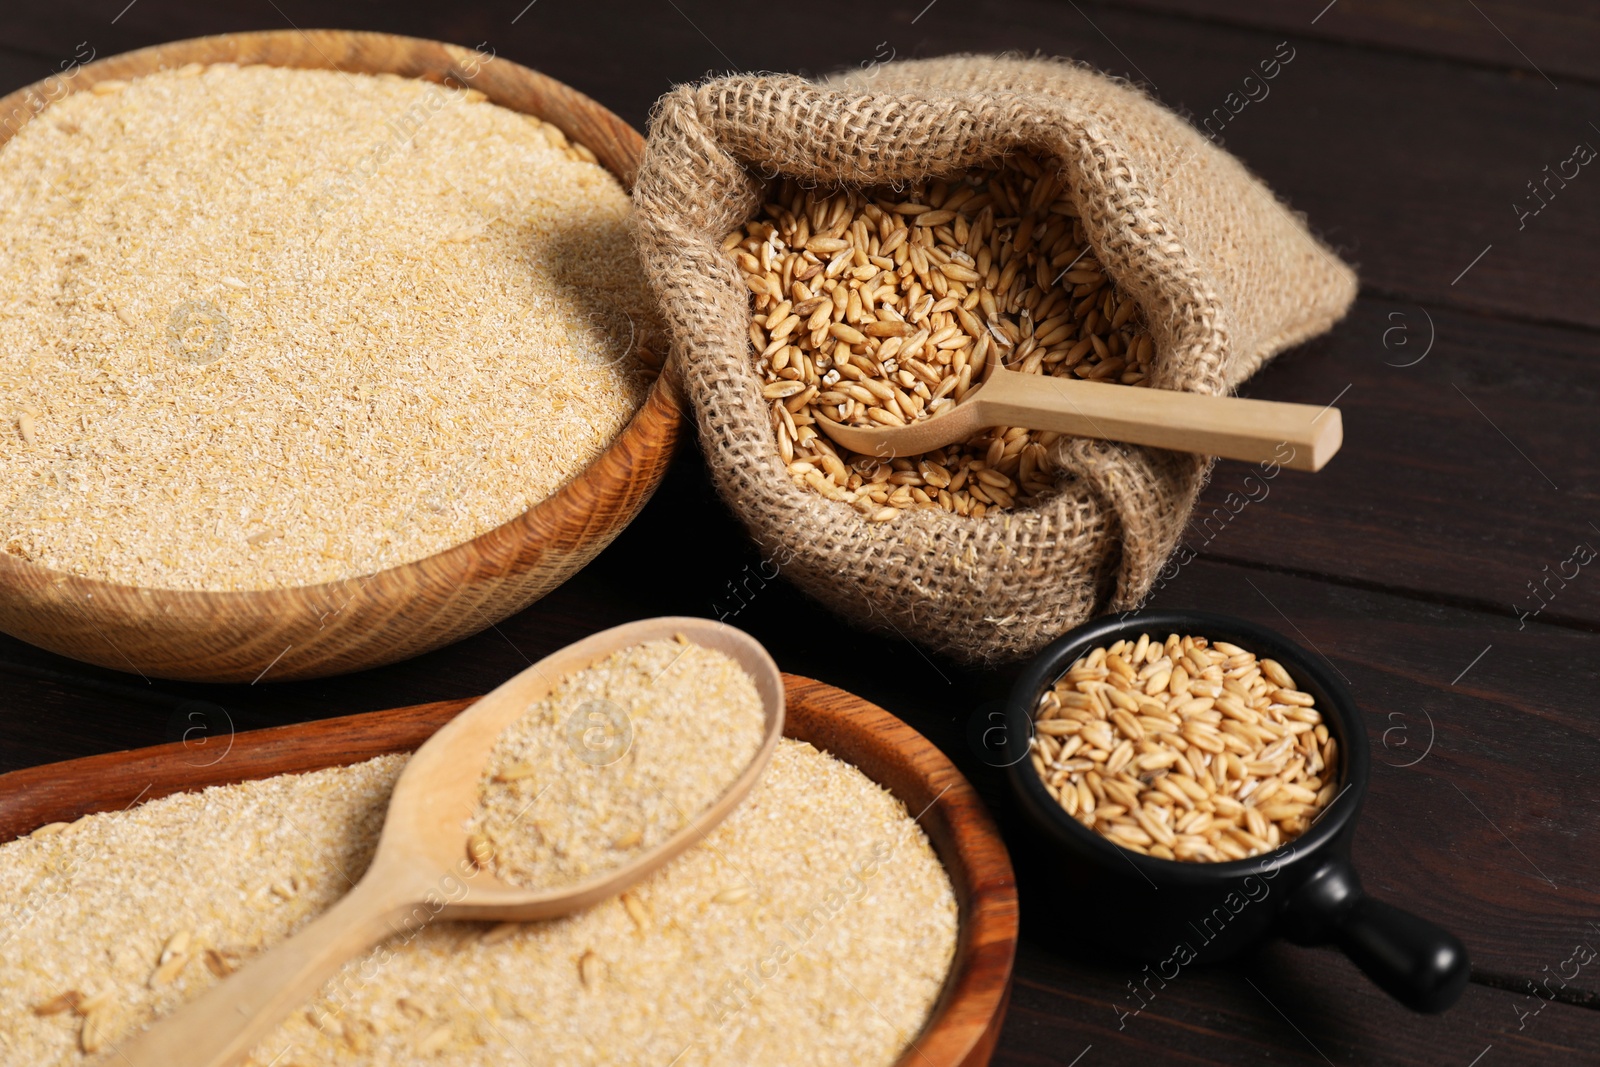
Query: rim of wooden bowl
xmin=0 ymin=30 xmax=683 ymax=683
xmin=0 ymin=673 xmax=1019 ymax=1067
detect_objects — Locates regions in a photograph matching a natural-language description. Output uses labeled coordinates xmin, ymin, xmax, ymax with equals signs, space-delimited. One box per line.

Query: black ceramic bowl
xmin=1003 ymin=610 xmax=1469 ymax=1013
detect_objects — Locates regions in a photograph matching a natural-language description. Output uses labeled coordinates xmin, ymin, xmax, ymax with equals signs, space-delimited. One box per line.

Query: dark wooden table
xmin=2 ymin=2 xmax=1597 ymax=1063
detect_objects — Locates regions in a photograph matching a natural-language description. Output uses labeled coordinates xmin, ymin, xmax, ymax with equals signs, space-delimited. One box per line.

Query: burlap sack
xmin=633 ymin=55 xmax=1356 ymax=665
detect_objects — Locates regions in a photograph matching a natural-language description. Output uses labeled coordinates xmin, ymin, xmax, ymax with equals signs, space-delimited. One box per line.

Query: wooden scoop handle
xmin=111 ymin=872 xmax=416 ymax=1067
xmin=977 ymin=369 xmax=1341 ymax=472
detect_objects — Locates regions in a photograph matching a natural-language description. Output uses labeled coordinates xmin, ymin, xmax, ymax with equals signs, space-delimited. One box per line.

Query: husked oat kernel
xmin=0 ymin=743 xmax=957 ymax=1066
xmin=0 ymin=63 xmax=655 ymax=591
xmin=468 ymin=638 xmax=766 ymax=890
xmin=727 ymin=163 xmax=1151 ymax=519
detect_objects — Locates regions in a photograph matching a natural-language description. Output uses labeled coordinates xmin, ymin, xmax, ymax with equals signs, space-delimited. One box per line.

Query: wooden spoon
xmin=815 ymin=365 xmax=1342 ymax=472
xmin=113 ymin=617 xmax=785 ymax=1067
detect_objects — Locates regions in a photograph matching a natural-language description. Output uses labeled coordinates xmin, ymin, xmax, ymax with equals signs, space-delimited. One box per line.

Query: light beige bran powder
xmin=469 ymin=638 xmax=767 ymax=891
xmin=0 ymin=63 xmax=654 ymax=592
xmin=0 ymin=743 xmax=957 ymax=1066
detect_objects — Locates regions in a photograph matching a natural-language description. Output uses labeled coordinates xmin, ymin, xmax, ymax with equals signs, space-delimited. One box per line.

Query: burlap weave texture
xmin=633 ymin=55 xmax=1356 ymax=664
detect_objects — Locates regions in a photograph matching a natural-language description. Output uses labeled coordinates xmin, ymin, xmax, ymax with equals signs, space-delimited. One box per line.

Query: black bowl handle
xmin=1279 ymin=859 xmax=1470 ymax=1012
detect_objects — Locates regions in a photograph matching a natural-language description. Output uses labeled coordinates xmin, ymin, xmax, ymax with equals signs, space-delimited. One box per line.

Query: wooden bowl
xmin=0 ymin=674 xmax=1018 ymax=1066
xmin=0 ymin=31 xmax=682 ymax=682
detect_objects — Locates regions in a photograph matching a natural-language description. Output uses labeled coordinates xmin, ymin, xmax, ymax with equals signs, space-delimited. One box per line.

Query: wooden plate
xmin=0 ymin=674 xmax=1017 ymax=1067
xmin=0 ymin=30 xmax=682 ymax=682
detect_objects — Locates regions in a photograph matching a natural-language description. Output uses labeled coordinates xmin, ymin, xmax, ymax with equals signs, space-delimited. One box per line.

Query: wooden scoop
xmin=816 ymin=365 xmax=1342 ymax=472
xmin=113 ymin=617 xmax=785 ymax=1067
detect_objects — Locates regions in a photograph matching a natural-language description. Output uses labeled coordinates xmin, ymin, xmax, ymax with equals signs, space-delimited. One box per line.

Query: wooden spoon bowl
xmin=0 ymin=31 xmax=682 ymax=682
xmin=112 ymin=616 xmax=785 ymax=1067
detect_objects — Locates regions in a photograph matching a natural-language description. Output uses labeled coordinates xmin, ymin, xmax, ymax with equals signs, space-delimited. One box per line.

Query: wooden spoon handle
xmin=113 ymin=874 xmax=415 ymax=1067
xmin=978 ymin=370 xmax=1342 ymax=472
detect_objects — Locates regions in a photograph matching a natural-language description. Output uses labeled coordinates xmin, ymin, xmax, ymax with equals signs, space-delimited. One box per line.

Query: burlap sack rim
xmin=633 ymin=56 xmax=1354 ymax=664
xmin=662 ymin=63 xmax=1228 ymax=590
xmin=685 ymin=64 xmax=1233 ymax=394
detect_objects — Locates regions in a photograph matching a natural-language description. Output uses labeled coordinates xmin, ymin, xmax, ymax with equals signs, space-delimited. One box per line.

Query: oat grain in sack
xmin=633 ymin=55 xmax=1356 ymax=664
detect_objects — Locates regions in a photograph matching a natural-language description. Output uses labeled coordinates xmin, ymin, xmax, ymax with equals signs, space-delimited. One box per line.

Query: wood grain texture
xmin=0 ymin=30 xmax=683 ymax=682
xmin=1113 ymin=0 xmax=1600 ymax=84
xmin=1190 ymin=297 xmax=1599 ymax=627
xmin=994 ymin=939 xmax=1600 ymax=1066
xmin=0 ymin=672 xmax=1019 ymax=1067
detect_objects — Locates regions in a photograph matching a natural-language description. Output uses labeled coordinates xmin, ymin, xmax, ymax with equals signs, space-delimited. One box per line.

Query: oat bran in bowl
xmin=0 ymin=31 xmax=682 ymax=682
xmin=0 ymin=675 xmax=1016 ymax=1066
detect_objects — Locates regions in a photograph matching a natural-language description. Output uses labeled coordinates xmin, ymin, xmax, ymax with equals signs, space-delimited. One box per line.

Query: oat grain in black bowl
xmin=1003 ymin=610 xmax=1470 ymax=1013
